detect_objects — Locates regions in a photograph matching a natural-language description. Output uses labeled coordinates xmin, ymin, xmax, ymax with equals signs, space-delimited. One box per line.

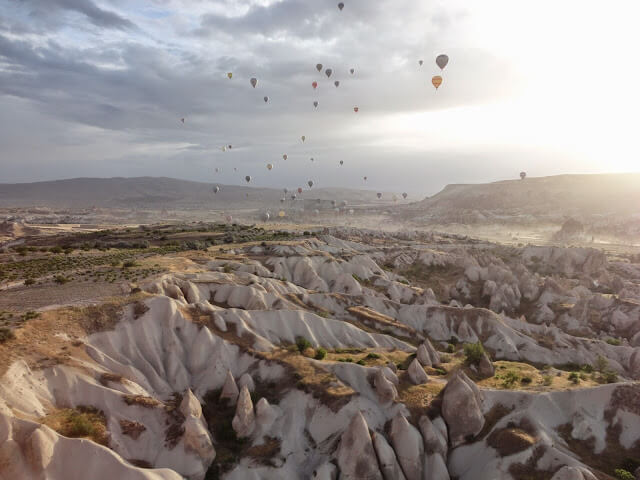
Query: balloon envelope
xmin=213 ymin=186 xmax=220 ymax=194
xmin=313 ymin=101 xmax=319 ymax=108
xmin=227 ymin=72 xmax=232 ymax=79
xmin=263 ymin=96 xmax=269 ymax=103
xmin=308 ymin=180 xmax=313 ymax=188
xmin=339 ymin=160 xmax=344 ymax=165
xmin=334 ymin=81 xmax=340 ymax=87
xmin=245 ymin=176 xmax=251 ymax=183
xmin=436 ymin=54 xmax=449 ymax=70
xmin=377 ymin=193 xmax=382 ymax=199
xmin=250 ymin=77 xmax=257 ymax=88
xmin=419 ymin=60 xmax=423 ymax=66
xmin=432 ymin=75 xmax=443 ymax=89
xmin=312 ymin=81 xmax=318 ymax=89
xmin=316 ymin=64 xmax=323 ymax=72
xmin=267 ymin=163 xmax=273 ymax=170
xmin=325 ymin=68 xmax=332 ymax=78
xmin=301 ymin=135 xmax=306 ymax=142
xmin=279 ymin=211 xmax=285 ymax=217
xmin=297 ymin=187 xmax=303 ymax=194
xmin=338 ymin=2 xmax=344 ymax=10
xmin=353 ymin=106 xmax=359 ymax=113
xmin=283 ymin=154 xmax=288 ymax=160
xmin=402 ymin=192 xmax=408 ymax=199
xmin=350 ymin=68 xmax=355 ymax=75
xmin=520 ymin=172 xmax=527 ymax=180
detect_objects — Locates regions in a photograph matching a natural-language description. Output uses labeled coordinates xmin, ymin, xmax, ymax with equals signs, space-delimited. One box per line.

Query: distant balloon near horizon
xmin=377 ymin=192 xmax=382 ymax=199
xmin=338 ymin=2 xmax=344 ymax=11
xmin=520 ymin=171 xmax=527 ymax=180
xmin=301 ymin=135 xmax=306 ymax=142
xmin=297 ymin=187 xmax=303 ymax=194
xmin=402 ymin=192 xmax=408 ymax=199
xmin=245 ymin=175 xmax=251 ymax=183
xmin=267 ymin=163 xmax=273 ymax=170
xmin=213 ymin=185 xmax=220 ymax=194
xmin=282 ymin=154 xmax=288 ymax=161
xmin=263 ymin=96 xmax=269 ymax=103
xmin=325 ymin=68 xmax=333 ymax=78
xmin=180 ymin=118 xmax=185 ymax=123
xmin=418 ymin=60 xmax=423 ymax=66
xmin=313 ymin=101 xmax=319 ymax=108
xmin=436 ymin=54 xmax=449 ymax=70
xmin=334 ymin=81 xmax=340 ymax=88
xmin=312 ymin=81 xmax=318 ymax=89
xmin=353 ymin=106 xmax=359 ymax=113
xmin=316 ymin=64 xmax=323 ymax=73
xmin=278 ymin=210 xmax=285 ymax=218
xmin=250 ymin=77 xmax=257 ymax=88
xmin=308 ymin=180 xmax=314 ymax=188
xmin=350 ymin=68 xmax=355 ymax=75
xmin=339 ymin=160 xmax=344 ymax=166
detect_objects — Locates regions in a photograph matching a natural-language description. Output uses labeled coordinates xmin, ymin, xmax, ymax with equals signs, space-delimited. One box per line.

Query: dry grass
xmin=42 ymin=406 xmax=109 ymax=446
xmin=123 ymin=395 xmax=161 ymax=408
xmin=477 ymin=361 xmax=598 ymax=391
xmin=487 ymin=427 xmax=537 ymax=456
xmin=119 ymin=419 xmax=146 ymax=440
xmin=396 ymin=380 xmax=445 ymax=423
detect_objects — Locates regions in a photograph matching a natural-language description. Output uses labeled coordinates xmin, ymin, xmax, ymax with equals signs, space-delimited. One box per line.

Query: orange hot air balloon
xmin=432 ymin=75 xmax=443 ymax=90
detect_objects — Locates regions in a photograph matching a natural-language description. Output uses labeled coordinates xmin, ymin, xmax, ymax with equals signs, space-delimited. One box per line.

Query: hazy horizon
xmin=2 ymin=0 xmax=639 ymax=194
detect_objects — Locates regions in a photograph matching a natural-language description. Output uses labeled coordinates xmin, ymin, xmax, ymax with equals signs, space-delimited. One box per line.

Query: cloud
xmin=17 ymin=0 xmax=136 ymax=30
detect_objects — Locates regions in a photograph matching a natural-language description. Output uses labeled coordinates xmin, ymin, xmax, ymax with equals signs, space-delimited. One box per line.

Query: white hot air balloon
xmin=213 ymin=186 xmax=220 ymax=194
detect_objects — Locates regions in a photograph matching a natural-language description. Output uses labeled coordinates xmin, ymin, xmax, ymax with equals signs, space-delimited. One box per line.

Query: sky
xmin=1 ymin=0 xmax=639 ymax=196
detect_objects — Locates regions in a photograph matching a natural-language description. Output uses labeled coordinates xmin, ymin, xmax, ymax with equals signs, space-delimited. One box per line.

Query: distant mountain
xmin=0 ymin=177 xmax=393 ymax=209
xmin=401 ymin=173 xmax=640 ymax=223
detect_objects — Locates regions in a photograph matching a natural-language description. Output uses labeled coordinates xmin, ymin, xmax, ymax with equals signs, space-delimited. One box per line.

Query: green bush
xmin=0 ymin=327 xmax=15 ymax=343
xmin=446 ymin=343 xmax=455 ymax=353
xmin=520 ymin=375 xmax=533 ymax=384
xmin=69 ymin=413 xmax=95 ymax=437
xmin=463 ymin=342 xmax=485 ymax=366
xmin=314 ymin=348 xmax=327 ymax=360
xmin=50 ymin=246 xmax=63 ymax=254
xmin=542 ymin=375 xmax=554 ymax=386
xmin=614 ymin=469 xmax=634 ymax=480
xmin=366 ymin=353 xmax=381 ymax=360
xmin=54 ymin=275 xmax=69 ymax=284
xmin=356 ymin=359 xmax=366 ymax=366
xmin=606 ymin=338 xmax=622 ymax=346
xmin=568 ymin=372 xmax=580 ymax=384
xmin=296 ymin=336 xmax=311 ymax=353
xmin=24 ymin=278 xmax=36 ymax=286
xmin=501 ymin=371 xmax=520 ymax=388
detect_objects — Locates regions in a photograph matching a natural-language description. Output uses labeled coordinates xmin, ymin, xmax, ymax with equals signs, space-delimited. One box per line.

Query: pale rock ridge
xmin=389 ymin=414 xmax=424 ymax=480
xmin=232 ymin=385 xmax=255 ymax=438
xmin=336 ymin=411 xmax=383 ymax=480
xmin=371 ymin=431 xmax=407 ymax=480
xmin=441 ymin=371 xmax=484 ymax=447
xmin=220 ymin=370 xmax=240 ymax=405
xmin=407 ymin=359 xmax=429 ymax=385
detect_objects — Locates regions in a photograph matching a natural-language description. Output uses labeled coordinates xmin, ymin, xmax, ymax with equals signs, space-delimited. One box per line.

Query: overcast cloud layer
xmin=1 ymin=0 xmax=639 ymax=195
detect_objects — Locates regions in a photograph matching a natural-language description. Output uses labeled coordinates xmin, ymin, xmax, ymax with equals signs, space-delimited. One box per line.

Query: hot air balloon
xmin=227 ymin=72 xmax=233 ymax=79
xmin=297 ymin=187 xmax=303 ymax=194
xmin=520 ymin=172 xmax=527 ymax=180
xmin=363 ymin=176 xmax=367 ymax=181
xmin=264 ymin=96 xmax=269 ymax=103
xmin=213 ymin=186 xmax=220 ymax=194
xmin=291 ymin=194 xmax=297 ymax=200
xmin=339 ymin=160 xmax=344 ymax=166
xmin=310 ymin=157 xmax=314 ymax=162
xmin=402 ymin=192 xmax=408 ymax=199
xmin=353 ymin=106 xmax=359 ymax=113
xmin=250 ymin=77 xmax=257 ymax=88
xmin=377 ymin=193 xmax=382 ymax=199
xmin=313 ymin=209 xmax=320 ymax=215
xmin=226 ymin=215 xmax=233 ymax=223
xmin=221 ymin=146 xmax=227 ymax=152
xmin=280 ymin=198 xmax=285 ymax=203
xmin=215 ymin=168 xmax=220 ymax=173
xmin=279 ymin=211 xmax=285 ymax=218
xmin=262 ymin=212 xmax=270 ymax=221
xmin=313 ymin=101 xmax=319 ymax=108
xmin=325 ymin=68 xmax=332 ymax=78
xmin=436 ymin=54 xmax=449 ymax=70
xmin=338 ymin=2 xmax=344 ymax=11
xmin=334 ymin=81 xmax=340 ymax=88
xmin=312 ymin=81 xmax=318 ymax=89
xmin=418 ymin=60 xmax=424 ymax=66
xmin=283 ymin=154 xmax=288 ymax=161
xmin=301 ymin=135 xmax=306 ymax=142
xmin=267 ymin=163 xmax=274 ymax=170
xmin=308 ymin=180 xmax=314 ymax=188
xmin=180 ymin=118 xmax=185 ymax=123
xmin=233 ymin=168 xmax=237 ymax=172
xmin=284 ymin=188 xmax=288 ymax=194
xmin=331 ymin=200 xmax=337 ymax=207
xmin=432 ymin=75 xmax=443 ymax=90
xmin=350 ymin=68 xmax=355 ymax=75
xmin=228 ymin=145 xmax=233 ymax=149
xmin=316 ymin=64 xmax=323 ymax=73
xmin=245 ymin=176 xmax=251 ymax=183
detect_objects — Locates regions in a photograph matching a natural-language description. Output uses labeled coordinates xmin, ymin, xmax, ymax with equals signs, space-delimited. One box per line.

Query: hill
xmin=0 ymin=177 xmax=391 ymax=209
xmin=403 ymin=173 xmax=640 ymax=224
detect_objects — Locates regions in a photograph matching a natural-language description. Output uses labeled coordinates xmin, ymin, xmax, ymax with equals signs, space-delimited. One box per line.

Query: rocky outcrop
xmin=373 ymin=368 xmax=398 ymax=405
xmin=313 ymin=462 xmax=338 ymax=480
xmin=232 ymin=386 xmax=255 ymax=438
xmin=441 ymin=372 xmax=484 ymax=447
xmin=237 ymin=373 xmax=255 ymax=392
xmin=220 ymin=370 xmax=240 ymax=405
xmin=477 ymin=353 xmax=495 ymax=378
xmin=371 ymin=432 xmax=406 ymax=480
xmin=180 ymin=390 xmax=216 ymax=466
xmin=336 ymin=411 xmax=383 ymax=480
xmin=550 ymin=466 xmax=598 ymax=480
xmin=407 ymin=359 xmax=429 ymax=385
xmin=389 ymin=414 xmax=423 ymax=480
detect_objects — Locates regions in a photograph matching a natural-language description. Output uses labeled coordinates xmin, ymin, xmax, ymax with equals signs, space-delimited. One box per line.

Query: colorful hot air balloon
xmin=353 ymin=106 xmax=359 ymax=113
xmin=279 ymin=210 xmax=285 ymax=218
xmin=264 ymin=96 xmax=269 ymax=103
xmin=325 ymin=68 xmax=332 ymax=78
xmin=250 ymin=77 xmax=257 ymax=88
xmin=334 ymin=81 xmax=340 ymax=88
xmin=432 ymin=75 xmax=443 ymax=90
xmin=283 ymin=154 xmax=288 ymax=161
xmin=338 ymin=2 xmax=344 ymax=11
xmin=245 ymin=175 xmax=251 ymax=183
xmin=227 ymin=72 xmax=233 ymax=79
xmin=267 ymin=163 xmax=274 ymax=170
xmin=312 ymin=81 xmax=318 ymax=89
xmin=301 ymin=135 xmax=306 ymax=142
xmin=297 ymin=187 xmax=303 ymax=194
xmin=377 ymin=193 xmax=382 ymax=199
xmin=221 ymin=146 xmax=227 ymax=152
xmin=402 ymin=192 xmax=408 ymax=199
xmin=313 ymin=101 xmax=319 ymax=108
xmin=308 ymin=180 xmax=314 ymax=188
xmin=436 ymin=54 xmax=449 ymax=70
xmin=350 ymin=68 xmax=355 ymax=75
xmin=520 ymin=172 xmax=527 ymax=180
xmin=316 ymin=64 xmax=323 ymax=73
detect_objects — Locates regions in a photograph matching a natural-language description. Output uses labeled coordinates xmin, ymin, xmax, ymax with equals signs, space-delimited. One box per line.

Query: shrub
xmin=614 ymin=469 xmax=634 ymax=480
xmin=446 ymin=343 xmax=455 ymax=353
xmin=69 ymin=413 xmax=95 ymax=437
xmin=296 ymin=336 xmax=311 ymax=353
xmin=314 ymin=348 xmax=327 ymax=360
xmin=122 ymin=260 xmax=137 ymax=269
xmin=606 ymin=338 xmax=622 ymax=346
xmin=595 ymin=355 xmax=609 ymax=373
xmin=464 ymin=342 xmax=485 ymax=366
xmin=50 ymin=246 xmax=63 ymax=254
xmin=603 ymin=370 xmax=618 ymax=384
xmin=0 ymin=327 xmax=15 ymax=343
xmin=54 ymin=275 xmax=69 ymax=284
xmin=357 ymin=359 xmax=366 ymax=366
xmin=542 ymin=375 xmax=554 ymax=386
xmin=365 ymin=353 xmax=381 ymax=360
xmin=568 ymin=372 xmax=580 ymax=384
xmin=24 ymin=278 xmax=36 ymax=286
xmin=501 ymin=371 xmax=520 ymax=388
xmin=520 ymin=375 xmax=533 ymax=384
